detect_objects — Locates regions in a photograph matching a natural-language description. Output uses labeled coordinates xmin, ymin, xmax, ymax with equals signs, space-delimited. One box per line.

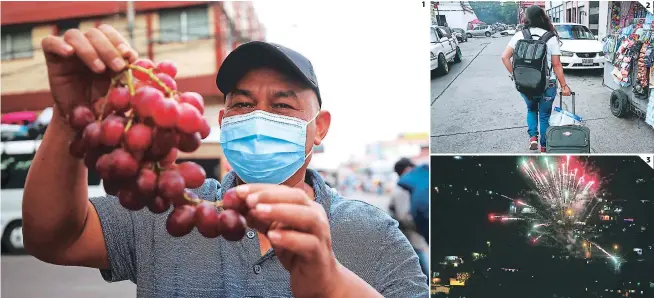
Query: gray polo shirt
xmin=90 ymin=169 xmax=429 ymax=297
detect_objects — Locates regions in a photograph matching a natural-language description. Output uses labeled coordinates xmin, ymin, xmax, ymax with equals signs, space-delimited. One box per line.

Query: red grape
xmin=136 ymin=168 xmax=157 ymax=196
xmin=100 ymin=118 xmax=125 ymax=146
xmin=158 ymin=170 xmax=185 ymax=202
xmin=84 ymin=150 xmax=102 ymax=170
xmin=133 ymin=59 xmax=155 ymax=81
xmin=178 ymin=162 xmax=206 ymax=189
xmin=177 ymin=103 xmax=203 ymax=134
xmin=112 ymin=149 xmax=139 ymax=178
xmin=132 ymin=86 xmax=164 ymax=117
xmin=125 ymin=124 xmax=152 ymax=152
xmin=177 ymin=132 xmax=201 ymax=153
xmin=118 ymin=188 xmax=145 ymax=211
xmin=148 ymin=196 xmax=171 ymax=214
xmin=219 ymin=210 xmax=247 ymax=241
xmin=153 ymin=73 xmax=177 ymax=93
xmin=103 ymin=179 xmax=121 ymax=196
xmin=96 ymin=153 xmax=114 ymax=180
xmin=199 ymin=118 xmax=211 ymax=139
xmin=69 ymin=134 xmax=86 ymax=159
xmin=107 ymin=87 xmax=131 ymax=113
xmin=178 ymin=92 xmax=204 ymax=114
xmin=147 ymin=128 xmax=178 ymax=160
xmin=69 ymin=106 xmax=96 ymax=130
xmin=160 ymin=148 xmax=178 ymax=166
xmin=82 ymin=122 xmax=102 ymax=149
xmin=152 ymin=99 xmax=179 ymax=128
xmin=195 ymin=202 xmax=221 ymax=238
xmin=166 ymin=205 xmax=196 ymax=237
xmin=222 ymin=188 xmax=249 ymax=215
xmin=155 ymin=60 xmax=178 ymax=78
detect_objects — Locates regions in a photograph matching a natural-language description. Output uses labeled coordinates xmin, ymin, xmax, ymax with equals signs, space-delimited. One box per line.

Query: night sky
xmin=430 ymin=155 xmax=654 ymax=297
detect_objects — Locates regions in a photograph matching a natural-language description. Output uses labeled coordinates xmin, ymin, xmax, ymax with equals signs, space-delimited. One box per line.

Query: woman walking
xmin=501 ymin=5 xmax=572 ymax=153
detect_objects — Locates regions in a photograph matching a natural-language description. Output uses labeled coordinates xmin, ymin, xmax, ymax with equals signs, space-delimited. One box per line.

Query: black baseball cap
xmin=216 ymin=41 xmax=322 ymax=107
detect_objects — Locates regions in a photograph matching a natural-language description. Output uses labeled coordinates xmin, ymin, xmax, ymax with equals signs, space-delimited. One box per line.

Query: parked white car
xmin=500 ymin=26 xmax=517 ymax=36
xmin=1 ymin=140 xmax=105 ymax=254
xmin=554 ymin=23 xmax=604 ymax=69
xmin=431 ymin=26 xmax=462 ymax=76
xmin=466 ymin=25 xmax=493 ymax=38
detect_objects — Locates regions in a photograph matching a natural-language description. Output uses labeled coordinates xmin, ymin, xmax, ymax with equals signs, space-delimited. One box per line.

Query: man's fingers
xmin=97 ymin=24 xmax=138 ymax=62
xmin=63 ymin=29 xmax=105 ymax=73
xmin=249 ymin=202 xmax=326 ymax=235
xmin=41 ymin=35 xmax=74 ymax=58
xmin=244 ymin=187 xmax=310 ymax=209
xmin=85 ymin=28 xmax=126 ymax=72
xmin=267 ymin=229 xmax=321 ymax=260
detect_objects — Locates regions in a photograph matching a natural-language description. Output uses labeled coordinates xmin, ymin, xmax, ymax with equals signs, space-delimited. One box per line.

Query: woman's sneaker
xmin=529 ymin=137 xmax=538 ymax=150
xmin=540 ymin=147 xmax=547 ymax=153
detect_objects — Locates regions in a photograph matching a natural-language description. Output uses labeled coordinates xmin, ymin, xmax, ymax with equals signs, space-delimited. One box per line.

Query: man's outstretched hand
xmin=42 ymin=25 xmax=138 ymax=118
xmin=232 ymin=184 xmax=382 ymax=298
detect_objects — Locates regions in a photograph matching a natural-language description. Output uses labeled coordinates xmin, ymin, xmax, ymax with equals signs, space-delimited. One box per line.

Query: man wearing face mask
xmin=22 ymin=25 xmax=428 ymax=298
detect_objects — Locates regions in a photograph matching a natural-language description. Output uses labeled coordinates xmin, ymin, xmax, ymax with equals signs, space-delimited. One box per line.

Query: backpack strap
xmin=522 ymin=28 xmax=532 ymax=40
xmin=540 ymin=31 xmax=556 ymax=43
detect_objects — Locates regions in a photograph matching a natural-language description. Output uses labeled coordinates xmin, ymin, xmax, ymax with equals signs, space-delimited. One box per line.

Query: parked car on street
xmin=0 ymin=140 xmax=106 ymax=254
xmin=553 ymin=23 xmax=604 ymax=69
xmin=500 ymin=25 xmax=516 ymax=36
xmin=452 ymin=28 xmax=468 ymax=43
xmin=431 ymin=25 xmax=462 ymax=76
xmin=466 ymin=25 xmax=493 ymax=38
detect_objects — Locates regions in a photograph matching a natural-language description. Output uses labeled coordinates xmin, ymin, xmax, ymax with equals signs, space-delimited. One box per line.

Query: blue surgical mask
xmin=220 ymin=110 xmax=318 ymax=184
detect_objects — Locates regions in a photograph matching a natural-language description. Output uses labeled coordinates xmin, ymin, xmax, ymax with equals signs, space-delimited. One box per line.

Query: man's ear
xmin=218 ymin=108 xmax=225 ymax=128
xmin=313 ymin=110 xmax=331 ymax=145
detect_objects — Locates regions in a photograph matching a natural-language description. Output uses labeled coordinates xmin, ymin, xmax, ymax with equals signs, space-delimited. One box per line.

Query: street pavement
xmin=1 ymin=254 xmax=135 ymax=298
xmin=431 ymin=35 xmax=654 ymax=153
xmin=1 ymin=191 xmax=389 ymax=298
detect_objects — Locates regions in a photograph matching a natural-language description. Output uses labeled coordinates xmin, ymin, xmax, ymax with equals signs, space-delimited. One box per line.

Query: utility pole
xmin=127 ymin=0 xmax=135 ymax=46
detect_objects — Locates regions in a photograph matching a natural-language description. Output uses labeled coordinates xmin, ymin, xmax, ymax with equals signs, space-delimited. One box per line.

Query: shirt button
xmin=246 ymin=230 xmax=256 ymax=239
xmin=253 ymin=265 xmax=262 ymax=274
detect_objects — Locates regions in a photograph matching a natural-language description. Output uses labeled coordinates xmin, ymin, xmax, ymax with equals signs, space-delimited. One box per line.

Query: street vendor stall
xmin=602 ymin=1 xmax=654 ymax=128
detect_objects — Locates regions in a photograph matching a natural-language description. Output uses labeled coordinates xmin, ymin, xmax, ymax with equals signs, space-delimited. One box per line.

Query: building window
xmin=56 ymin=19 xmax=81 ymax=36
xmin=159 ymin=5 xmax=210 ymax=43
xmin=1 ymin=26 xmax=33 ymax=61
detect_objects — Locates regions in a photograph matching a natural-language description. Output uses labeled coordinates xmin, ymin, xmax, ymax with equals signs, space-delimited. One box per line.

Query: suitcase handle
xmin=559 ymin=91 xmax=576 ymax=114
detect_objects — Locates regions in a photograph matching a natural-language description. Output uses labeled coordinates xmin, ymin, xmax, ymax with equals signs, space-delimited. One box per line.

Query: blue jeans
xmin=520 ymin=83 xmax=557 ymax=147
xmin=415 ymin=249 xmax=429 ymax=276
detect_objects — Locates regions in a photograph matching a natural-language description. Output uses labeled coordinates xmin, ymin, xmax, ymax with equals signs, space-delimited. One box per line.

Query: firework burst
xmin=491 ymin=156 xmax=620 ymax=269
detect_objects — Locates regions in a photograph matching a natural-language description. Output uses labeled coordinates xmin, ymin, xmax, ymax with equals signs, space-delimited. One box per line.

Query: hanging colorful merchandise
xmin=605 ymin=1 xmax=654 ymax=129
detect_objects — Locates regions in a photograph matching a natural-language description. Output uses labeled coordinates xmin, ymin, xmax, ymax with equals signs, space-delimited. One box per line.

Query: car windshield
xmin=555 ymin=25 xmax=595 ymax=40
xmin=453 ymin=28 xmax=464 ymax=33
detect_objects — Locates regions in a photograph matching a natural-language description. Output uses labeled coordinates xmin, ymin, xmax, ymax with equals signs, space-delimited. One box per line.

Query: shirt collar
xmin=218 ymin=169 xmax=333 ymax=218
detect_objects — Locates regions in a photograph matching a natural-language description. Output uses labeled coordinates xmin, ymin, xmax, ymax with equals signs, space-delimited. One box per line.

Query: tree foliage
xmin=469 ymin=1 xmax=519 ymax=24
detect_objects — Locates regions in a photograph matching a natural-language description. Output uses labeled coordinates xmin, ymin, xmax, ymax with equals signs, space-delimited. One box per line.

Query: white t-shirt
xmin=507 ymin=27 xmax=561 ymax=80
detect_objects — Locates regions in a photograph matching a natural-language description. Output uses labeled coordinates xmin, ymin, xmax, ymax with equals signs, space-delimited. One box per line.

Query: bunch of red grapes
xmin=67 ymin=59 xmax=247 ymax=241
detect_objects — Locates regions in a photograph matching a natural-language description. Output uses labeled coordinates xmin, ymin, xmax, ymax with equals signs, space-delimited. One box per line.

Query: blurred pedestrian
xmin=390 ymin=158 xmax=429 ymax=275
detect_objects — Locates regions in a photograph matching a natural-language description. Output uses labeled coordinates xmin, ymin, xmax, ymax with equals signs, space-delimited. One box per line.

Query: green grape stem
xmin=129 ymin=64 xmax=174 ymax=96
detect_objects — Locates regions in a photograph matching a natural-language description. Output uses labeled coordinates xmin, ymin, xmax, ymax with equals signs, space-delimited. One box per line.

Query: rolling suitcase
xmin=545 ymin=92 xmax=591 ymax=153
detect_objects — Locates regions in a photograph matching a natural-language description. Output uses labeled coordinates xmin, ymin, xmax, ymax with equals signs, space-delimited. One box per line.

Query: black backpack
xmin=512 ymin=28 xmax=556 ymax=97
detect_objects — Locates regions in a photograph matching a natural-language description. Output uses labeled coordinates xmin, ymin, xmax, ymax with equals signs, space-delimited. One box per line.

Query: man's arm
xmin=22 ymin=108 xmax=109 ymax=268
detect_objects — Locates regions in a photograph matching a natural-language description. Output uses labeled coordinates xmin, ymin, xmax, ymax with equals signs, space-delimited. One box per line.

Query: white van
xmin=0 ymin=139 xmax=105 ymax=254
